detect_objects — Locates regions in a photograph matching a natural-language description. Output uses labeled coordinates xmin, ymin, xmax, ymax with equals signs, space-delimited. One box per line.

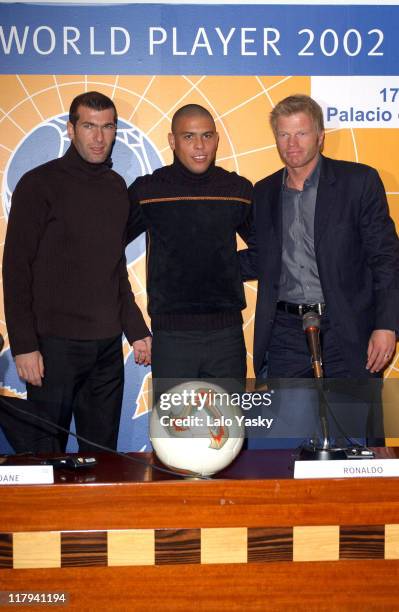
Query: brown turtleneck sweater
xmin=3 ymin=144 xmax=149 ymax=356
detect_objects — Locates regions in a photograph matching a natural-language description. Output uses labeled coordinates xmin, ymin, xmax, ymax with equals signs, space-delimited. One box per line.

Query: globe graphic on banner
xmin=3 ymin=115 xmax=162 ymax=218
xmin=1 ymin=114 xmax=163 ymax=451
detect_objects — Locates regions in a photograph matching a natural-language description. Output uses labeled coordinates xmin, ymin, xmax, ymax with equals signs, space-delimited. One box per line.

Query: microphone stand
xmin=299 ymin=313 xmax=346 ymax=461
xmin=299 ymin=378 xmax=347 ymax=460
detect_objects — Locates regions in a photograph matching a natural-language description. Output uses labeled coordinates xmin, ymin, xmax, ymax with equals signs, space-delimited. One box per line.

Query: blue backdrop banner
xmin=0 ymin=3 xmax=397 ymax=75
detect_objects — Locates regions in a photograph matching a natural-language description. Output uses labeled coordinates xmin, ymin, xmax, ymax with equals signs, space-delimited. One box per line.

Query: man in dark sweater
xmin=3 ymin=91 xmax=151 ymax=452
xmin=127 ymin=104 xmax=253 ymax=379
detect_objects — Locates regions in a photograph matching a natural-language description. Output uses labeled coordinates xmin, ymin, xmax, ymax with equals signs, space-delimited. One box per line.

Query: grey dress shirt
xmin=278 ymin=158 xmax=325 ymax=304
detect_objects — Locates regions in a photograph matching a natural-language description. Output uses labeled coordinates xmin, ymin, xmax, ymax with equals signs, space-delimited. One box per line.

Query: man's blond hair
xmin=270 ymin=94 xmax=324 ymax=135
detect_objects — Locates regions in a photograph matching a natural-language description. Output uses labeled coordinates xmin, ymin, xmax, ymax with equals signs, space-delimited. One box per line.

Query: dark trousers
xmin=27 ymin=335 xmax=124 ymax=453
xmin=267 ymin=310 xmax=351 ymax=378
xmin=151 ymin=325 xmax=247 ymax=379
xmin=0 ymin=396 xmax=61 ymax=454
xmin=251 ymin=310 xmax=384 ymax=448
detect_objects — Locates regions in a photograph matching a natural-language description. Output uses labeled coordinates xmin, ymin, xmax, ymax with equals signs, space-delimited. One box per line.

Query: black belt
xmin=277 ymin=301 xmax=326 ymax=316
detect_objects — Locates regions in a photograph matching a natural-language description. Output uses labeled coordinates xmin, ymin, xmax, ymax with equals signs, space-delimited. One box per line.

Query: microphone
xmin=302 ymin=310 xmax=330 ymax=453
xmin=302 ymin=311 xmax=323 ymax=379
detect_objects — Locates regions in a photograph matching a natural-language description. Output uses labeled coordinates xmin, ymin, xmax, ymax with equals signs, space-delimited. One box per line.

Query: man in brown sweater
xmin=3 ymin=91 xmax=151 ymax=452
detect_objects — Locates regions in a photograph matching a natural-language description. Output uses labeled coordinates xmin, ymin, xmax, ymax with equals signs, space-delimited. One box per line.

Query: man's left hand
xmin=132 ymin=336 xmax=152 ymax=366
xmin=366 ymin=329 xmax=396 ymax=373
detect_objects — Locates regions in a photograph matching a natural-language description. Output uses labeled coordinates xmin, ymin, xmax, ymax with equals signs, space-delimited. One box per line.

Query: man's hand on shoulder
xmin=132 ymin=336 xmax=152 ymax=366
xmin=366 ymin=329 xmax=396 ymax=373
xmin=15 ymin=351 xmax=44 ymax=386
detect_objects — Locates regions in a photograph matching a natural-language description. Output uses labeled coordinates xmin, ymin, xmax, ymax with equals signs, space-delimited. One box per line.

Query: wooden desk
xmin=1 ymin=450 xmax=399 ymax=610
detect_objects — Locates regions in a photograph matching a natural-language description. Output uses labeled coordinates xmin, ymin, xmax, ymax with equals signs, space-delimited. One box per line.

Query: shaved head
xmin=171 ymin=104 xmax=215 ymax=133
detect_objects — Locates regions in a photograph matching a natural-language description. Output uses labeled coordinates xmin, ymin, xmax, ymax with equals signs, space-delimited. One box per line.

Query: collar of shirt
xmin=282 ymin=155 xmax=322 ymax=192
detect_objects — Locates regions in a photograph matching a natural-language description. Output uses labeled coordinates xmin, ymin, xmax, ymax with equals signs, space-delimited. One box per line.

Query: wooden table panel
xmin=2 ymin=450 xmax=399 ymax=610
xmin=2 ymin=561 xmax=399 ymax=611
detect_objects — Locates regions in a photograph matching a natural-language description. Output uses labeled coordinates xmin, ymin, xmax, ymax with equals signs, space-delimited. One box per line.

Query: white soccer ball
xmin=150 ymin=380 xmax=245 ymax=476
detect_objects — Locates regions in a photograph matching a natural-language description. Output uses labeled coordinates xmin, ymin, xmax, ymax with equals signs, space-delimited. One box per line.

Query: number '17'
xmin=380 ymin=88 xmax=399 ymax=102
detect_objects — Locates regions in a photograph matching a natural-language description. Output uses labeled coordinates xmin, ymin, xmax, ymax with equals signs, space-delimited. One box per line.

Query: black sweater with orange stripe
xmin=127 ymin=156 xmax=253 ymax=331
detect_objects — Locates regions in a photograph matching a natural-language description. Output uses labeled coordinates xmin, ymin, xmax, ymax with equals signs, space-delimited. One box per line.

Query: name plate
xmin=294 ymin=459 xmax=399 ymax=479
xmin=0 ymin=465 xmax=54 ymax=485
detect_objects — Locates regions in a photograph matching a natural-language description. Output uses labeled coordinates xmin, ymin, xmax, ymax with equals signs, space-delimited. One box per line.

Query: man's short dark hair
xmin=270 ymin=94 xmax=324 ymax=135
xmin=69 ymin=91 xmax=117 ymax=126
xmin=171 ymin=104 xmax=215 ymax=133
